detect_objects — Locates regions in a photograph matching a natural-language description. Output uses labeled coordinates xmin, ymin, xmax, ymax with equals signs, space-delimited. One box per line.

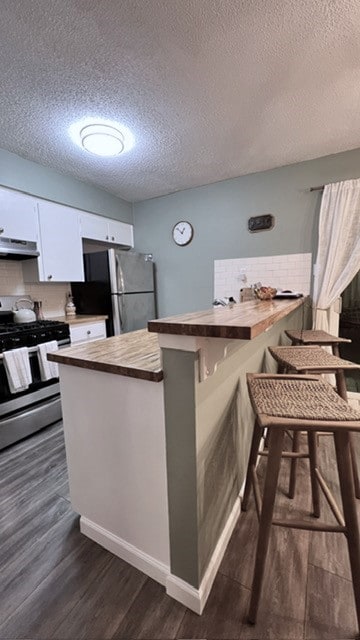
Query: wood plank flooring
xmin=0 ymin=422 xmax=359 ymax=639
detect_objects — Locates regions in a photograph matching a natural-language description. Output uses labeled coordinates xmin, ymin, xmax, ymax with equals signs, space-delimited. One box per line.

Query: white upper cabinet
xmin=38 ymin=202 xmax=84 ymax=282
xmin=1 ymin=186 xmax=134 ymax=283
xmin=80 ymin=212 xmax=134 ymax=247
xmin=108 ymin=219 xmax=134 ymax=247
xmin=80 ymin=213 xmax=109 ymax=242
xmin=23 ymin=201 xmax=84 ymax=283
xmin=0 ymin=187 xmax=39 ymax=241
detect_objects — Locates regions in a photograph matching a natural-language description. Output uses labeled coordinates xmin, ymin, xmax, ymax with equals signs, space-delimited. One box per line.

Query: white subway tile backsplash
xmin=214 ymin=252 xmax=312 ymax=301
xmin=0 ymin=261 xmax=69 ymax=317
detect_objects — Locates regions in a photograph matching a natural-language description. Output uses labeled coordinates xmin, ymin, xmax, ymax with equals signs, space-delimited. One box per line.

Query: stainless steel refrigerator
xmin=71 ymin=250 xmax=156 ymax=335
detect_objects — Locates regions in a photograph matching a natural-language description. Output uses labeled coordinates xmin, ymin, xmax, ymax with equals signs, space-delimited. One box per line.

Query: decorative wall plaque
xmin=248 ymin=214 xmax=275 ymax=233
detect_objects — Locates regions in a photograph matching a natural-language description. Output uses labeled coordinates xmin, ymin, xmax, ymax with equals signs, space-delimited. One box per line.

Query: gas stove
xmin=0 ymin=320 xmax=70 ymax=352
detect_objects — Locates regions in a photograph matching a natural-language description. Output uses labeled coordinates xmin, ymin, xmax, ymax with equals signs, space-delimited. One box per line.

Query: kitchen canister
xmin=65 ymin=293 xmax=76 ymax=316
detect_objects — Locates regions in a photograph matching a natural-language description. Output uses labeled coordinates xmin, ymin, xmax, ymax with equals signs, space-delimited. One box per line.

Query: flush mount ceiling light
xmin=79 ymin=123 xmax=124 ymax=156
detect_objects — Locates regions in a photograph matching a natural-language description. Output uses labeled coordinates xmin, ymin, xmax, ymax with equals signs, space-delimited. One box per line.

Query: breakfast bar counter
xmin=149 ymin=297 xmax=305 ymax=339
xmin=52 ymin=296 xmax=309 ymax=615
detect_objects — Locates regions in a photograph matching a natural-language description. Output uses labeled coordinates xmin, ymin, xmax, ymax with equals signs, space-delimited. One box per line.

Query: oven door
xmin=0 ymin=341 xmax=68 ymax=450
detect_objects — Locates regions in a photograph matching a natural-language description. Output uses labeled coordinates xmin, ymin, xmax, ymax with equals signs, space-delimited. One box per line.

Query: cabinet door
xmin=80 ymin=212 xmax=109 ymax=242
xmin=38 ymin=202 xmax=84 ymax=282
xmin=108 ymin=220 xmax=134 ymax=247
xmin=0 ymin=187 xmax=39 ymax=241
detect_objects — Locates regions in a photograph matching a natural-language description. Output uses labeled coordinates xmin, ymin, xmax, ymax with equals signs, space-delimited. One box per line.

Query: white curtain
xmin=313 ymin=179 xmax=360 ymax=331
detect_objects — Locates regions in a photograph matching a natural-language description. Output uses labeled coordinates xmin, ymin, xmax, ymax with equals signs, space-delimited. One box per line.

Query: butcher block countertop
xmin=50 ymin=314 xmax=108 ymax=325
xmin=148 ymin=297 xmax=306 ymax=340
xmin=48 ymin=329 xmax=163 ymax=382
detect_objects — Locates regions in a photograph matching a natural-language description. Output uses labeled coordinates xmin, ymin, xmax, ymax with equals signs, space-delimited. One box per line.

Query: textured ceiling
xmin=1 ymin=0 xmax=360 ymax=202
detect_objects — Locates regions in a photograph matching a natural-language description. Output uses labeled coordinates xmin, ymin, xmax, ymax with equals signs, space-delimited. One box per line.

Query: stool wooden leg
xmin=335 ymin=369 xmax=348 ymax=401
xmin=242 ymin=420 xmax=263 ymax=512
xmin=332 ymin=344 xmax=340 ymax=357
xmin=248 ymin=428 xmax=285 ymax=624
xmin=307 ymin=431 xmax=321 ymax=518
xmin=334 ymin=430 xmax=360 ymax=635
xmin=334 ymin=371 xmax=360 ymax=500
xmin=288 ymin=431 xmax=300 ymax=499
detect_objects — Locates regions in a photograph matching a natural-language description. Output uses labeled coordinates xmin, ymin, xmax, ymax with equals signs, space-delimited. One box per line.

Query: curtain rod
xmin=309 ymin=185 xmax=324 ymax=192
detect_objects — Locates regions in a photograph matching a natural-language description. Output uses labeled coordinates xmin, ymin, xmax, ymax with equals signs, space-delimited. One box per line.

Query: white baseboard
xmin=166 ymin=495 xmax=241 ymax=614
xmin=81 ymin=495 xmax=242 ymax=616
xmin=166 ymin=574 xmax=203 ymax=614
xmin=80 ymin=517 xmax=169 ymax=586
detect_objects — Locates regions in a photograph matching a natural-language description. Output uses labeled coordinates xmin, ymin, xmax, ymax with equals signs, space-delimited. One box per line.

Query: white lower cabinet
xmin=70 ymin=320 xmax=107 ymax=345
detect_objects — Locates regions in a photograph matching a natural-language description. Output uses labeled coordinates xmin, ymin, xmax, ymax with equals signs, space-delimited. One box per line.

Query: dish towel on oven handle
xmin=37 ymin=341 xmax=59 ymax=381
xmin=3 ymin=347 xmax=32 ymax=394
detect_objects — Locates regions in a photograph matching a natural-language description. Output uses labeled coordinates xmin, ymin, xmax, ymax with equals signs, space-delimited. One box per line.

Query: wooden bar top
xmin=148 ymin=297 xmax=306 ymax=340
xmin=48 ymin=329 xmax=163 ymax=382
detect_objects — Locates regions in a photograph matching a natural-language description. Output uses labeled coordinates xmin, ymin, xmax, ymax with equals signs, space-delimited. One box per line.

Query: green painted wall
xmin=0 ymin=148 xmax=132 ymax=223
xmin=134 ymin=147 xmax=360 ymax=317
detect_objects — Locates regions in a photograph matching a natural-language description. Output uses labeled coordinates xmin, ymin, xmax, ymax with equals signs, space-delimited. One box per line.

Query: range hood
xmin=0 ymin=237 xmax=39 ymax=260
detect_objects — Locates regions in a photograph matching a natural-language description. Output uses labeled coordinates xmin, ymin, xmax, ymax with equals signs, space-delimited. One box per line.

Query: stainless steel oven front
xmin=0 ymin=338 xmax=69 ymax=450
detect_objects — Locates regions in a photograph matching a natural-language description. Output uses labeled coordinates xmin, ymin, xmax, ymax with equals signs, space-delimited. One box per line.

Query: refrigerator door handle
xmin=118 ymin=294 xmax=124 ymax=331
xmin=115 ymin=253 xmax=125 ymax=293
xmin=111 ymin=294 xmax=123 ymax=334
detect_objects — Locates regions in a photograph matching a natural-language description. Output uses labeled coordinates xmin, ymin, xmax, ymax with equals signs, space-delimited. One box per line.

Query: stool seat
xmin=269 ymin=345 xmax=360 ymax=372
xmin=285 ymin=329 xmax=351 ymax=345
xmin=249 ymin=373 xmax=360 ymax=425
xmin=269 ymin=345 xmax=360 ymax=500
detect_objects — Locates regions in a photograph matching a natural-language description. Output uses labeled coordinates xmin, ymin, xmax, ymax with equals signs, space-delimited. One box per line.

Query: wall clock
xmin=172 ymin=221 xmax=194 ymax=246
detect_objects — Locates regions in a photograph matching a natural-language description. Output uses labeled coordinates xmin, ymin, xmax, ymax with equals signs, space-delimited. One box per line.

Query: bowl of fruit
xmin=254 ymin=286 xmax=277 ymax=300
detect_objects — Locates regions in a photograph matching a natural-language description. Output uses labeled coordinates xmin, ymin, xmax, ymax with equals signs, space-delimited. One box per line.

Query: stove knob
xmin=10 ymin=337 xmax=22 ymax=348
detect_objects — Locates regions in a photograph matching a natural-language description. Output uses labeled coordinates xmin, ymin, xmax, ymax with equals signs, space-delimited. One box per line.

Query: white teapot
xmin=12 ymin=298 xmax=37 ymax=324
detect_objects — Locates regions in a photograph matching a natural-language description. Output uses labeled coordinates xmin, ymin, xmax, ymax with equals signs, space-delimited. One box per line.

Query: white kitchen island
xmin=50 ymin=297 xmax=309 ymax=614
xmin=51 ymin=330 xmax=170 ymax=585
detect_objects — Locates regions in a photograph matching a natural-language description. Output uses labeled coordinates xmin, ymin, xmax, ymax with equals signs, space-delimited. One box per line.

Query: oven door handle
xmin=0 ymin=339 xmax=70 ymax=359
xmin=0 ymin=395 xmax=60 ymax=427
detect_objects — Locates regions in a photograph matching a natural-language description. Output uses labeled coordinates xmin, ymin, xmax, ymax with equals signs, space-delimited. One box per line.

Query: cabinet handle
xmin=47 ymin=275 xmax=53 ymax=280
xmin=106 ymin=235 xmax=109 ymax=240
xmin=87 ymin=330 xmax=91 ymax=335
xmin=111 ymin=236 xmax=115 ymax=241
xmin=0 ymin=228 xmax=4 ymax=234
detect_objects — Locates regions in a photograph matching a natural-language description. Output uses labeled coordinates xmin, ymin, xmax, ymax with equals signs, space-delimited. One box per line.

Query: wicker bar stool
xmin=269 ymin=345 xmax=360 ymax=501
xmin=242 ymin=373 xmax=360 ymax=629
xmin=285 ymin=329 xmax=351 ymax=357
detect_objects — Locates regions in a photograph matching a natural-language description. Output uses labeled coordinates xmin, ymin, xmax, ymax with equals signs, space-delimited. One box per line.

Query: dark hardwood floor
xmin=0 ymin=422 xmax=359 ymax=639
